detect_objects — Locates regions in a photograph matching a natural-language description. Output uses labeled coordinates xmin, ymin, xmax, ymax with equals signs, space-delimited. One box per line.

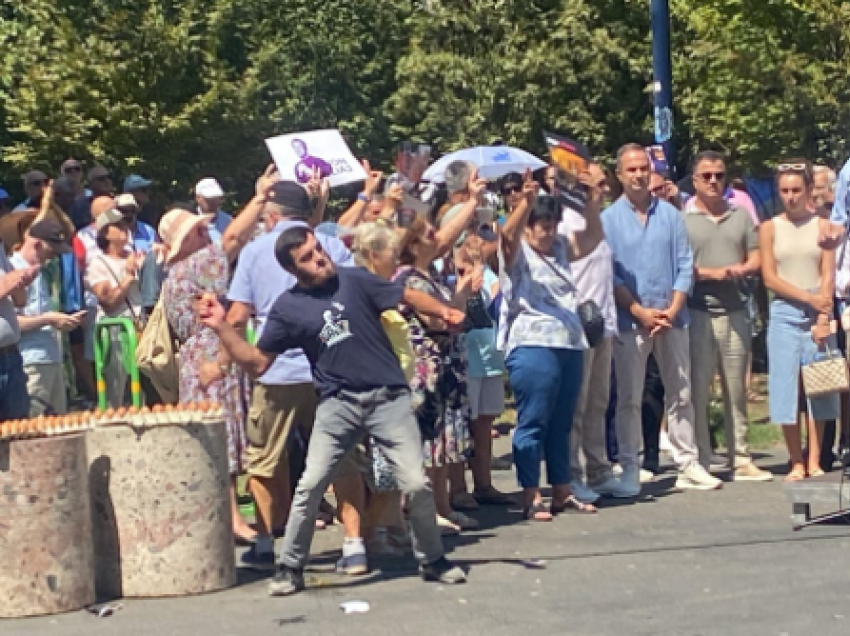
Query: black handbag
xmin=462 ymin=291 xmax=493 ymax=331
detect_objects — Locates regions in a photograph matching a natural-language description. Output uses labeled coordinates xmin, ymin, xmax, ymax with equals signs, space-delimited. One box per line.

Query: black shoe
xmin=419 ymin=557 xmax=466 ymax=584
xmin=642 ymin=449 xmax=660 ymax=475
xmin=268 ymin=565 xmax=305 ymax=597
xmin=240 ymin=546 xmax=275 ymax=571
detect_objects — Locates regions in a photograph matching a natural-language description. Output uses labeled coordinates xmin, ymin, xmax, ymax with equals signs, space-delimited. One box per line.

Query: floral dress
xmin=162 ymin=244 xmax=248 ymax=475
xmin=395 ymin=266 xmax=470 ymax=467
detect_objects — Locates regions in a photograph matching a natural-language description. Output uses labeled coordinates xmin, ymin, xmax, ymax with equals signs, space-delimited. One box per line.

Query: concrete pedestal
xmin=0 ymin=435 xmax=95 ymax=618
xmin=87 ymin=419 xmax=235 ymax=598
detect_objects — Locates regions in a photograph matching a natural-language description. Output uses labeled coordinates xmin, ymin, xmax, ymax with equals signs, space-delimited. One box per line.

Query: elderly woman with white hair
xmin=158 ymin=207 xmax=253 ymax=542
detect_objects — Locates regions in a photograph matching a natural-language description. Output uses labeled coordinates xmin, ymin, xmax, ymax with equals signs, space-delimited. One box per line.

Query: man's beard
xmin=300 ymin=264 xmax=337 ymax=288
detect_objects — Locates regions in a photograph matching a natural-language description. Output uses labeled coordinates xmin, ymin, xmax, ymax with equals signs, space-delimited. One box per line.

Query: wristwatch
xmin=357 ymin=193 xmax=371 ymax=203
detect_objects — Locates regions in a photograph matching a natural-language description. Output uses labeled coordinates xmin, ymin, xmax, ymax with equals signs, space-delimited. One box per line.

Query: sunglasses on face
xmin=697 ymin=172 xmax=726 ymax=183
xmin=94 ymin=174 xmax=113 ymax=182
xmin=63 ymin=166 xmax=82 ymax=174
xmin=502 ymin=185 xmax=522 ymax=196
xmin=28 ymin=179 xmax=47 ymax=187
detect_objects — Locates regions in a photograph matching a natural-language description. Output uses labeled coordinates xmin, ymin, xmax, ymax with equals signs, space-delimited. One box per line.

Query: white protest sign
xmin=265 ymin=129 xmax=367 ymax=188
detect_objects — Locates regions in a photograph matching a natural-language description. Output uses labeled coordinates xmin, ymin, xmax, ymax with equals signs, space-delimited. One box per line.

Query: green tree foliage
xmin=672 ymin=0 xmax=850 ymax=171
xmin=0 ymin=0 xmax=848 ymax=203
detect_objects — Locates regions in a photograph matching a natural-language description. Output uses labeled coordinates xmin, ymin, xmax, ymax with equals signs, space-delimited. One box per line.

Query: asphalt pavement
xmin=6 ymin=440 xmax=850 ymax=636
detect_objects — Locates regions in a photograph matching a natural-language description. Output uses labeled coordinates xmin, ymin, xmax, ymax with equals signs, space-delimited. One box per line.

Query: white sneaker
xmin=675 ymin=463 xmax=723 ymax=491
xmin=612 ymin=463 xmax=623 ymax=476
xmin=569 ymin=479 xmax=600 ymax=504
xmin=659 ymin=431 xmax=674 ymax=453
xmin=589 ymin=474 xmax=639 ymax=499
xmin=639 ymin=468 xmax=655 ymax=484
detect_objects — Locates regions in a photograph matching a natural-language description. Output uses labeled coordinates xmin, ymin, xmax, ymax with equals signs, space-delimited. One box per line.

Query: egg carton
xmin=0 ymin=403 xmax=225 ymax=441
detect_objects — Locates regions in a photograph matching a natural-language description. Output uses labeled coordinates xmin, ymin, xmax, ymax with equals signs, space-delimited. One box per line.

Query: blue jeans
xmin=506 ymin=346 xmax=583 ymax=488
xmin=0 ymin=347 xmax=30 ymax=420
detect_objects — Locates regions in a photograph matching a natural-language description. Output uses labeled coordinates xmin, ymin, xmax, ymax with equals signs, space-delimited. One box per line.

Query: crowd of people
xmin=0 ymin=143 xmax=848 ymax=597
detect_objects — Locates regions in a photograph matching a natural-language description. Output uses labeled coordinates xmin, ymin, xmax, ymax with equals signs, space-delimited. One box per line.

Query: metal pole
xmin=650 ymin=0 xmax=676 ymax=177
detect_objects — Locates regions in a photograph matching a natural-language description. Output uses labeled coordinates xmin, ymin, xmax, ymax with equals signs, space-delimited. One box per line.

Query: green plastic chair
xmin=93 ymin=317 xmax=142 ymax=411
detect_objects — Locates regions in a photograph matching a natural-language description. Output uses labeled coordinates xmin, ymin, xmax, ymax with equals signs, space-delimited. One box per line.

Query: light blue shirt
xmin=10 ymin=253 xmax=61 ymax=365
xmin=130 ymin=220 xmax=158 ymax=255
xmin=227 ymin=219 xmax=353 ymax=385
xmin=199 ymin=208 xmax=233 ymax=245
xmin=466 ymin=268 xmax=504 ymax=378
xmin=831 ymin=157 xmax=850 ymax=226
xmin=601 ymin=196 xmax=694 ymax=332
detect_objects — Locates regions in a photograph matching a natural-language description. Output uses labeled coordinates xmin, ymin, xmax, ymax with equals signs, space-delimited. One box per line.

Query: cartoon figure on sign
xmin=292 ymin=138 xmax=333 ymax=184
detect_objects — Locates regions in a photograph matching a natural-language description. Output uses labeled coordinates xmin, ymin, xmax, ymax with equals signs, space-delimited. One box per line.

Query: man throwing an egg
xmin=198 ymin=225 xmax=469 ymax=597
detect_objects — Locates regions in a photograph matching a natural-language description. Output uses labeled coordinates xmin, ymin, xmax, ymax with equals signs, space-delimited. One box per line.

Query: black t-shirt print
xmin=256 ymin=266 xmax=408 ymax=398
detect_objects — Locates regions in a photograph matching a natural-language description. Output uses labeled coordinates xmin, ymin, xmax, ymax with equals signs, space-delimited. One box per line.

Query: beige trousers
xmin=24 ymin=363 xmax=67 ymax=416
xmin=613 ymin=327 xmax=698 ymax=470
xmin=570 ymin=336 xmax=614 ymax=483
xmin=689 ymin=309 xmax=751 ymax=469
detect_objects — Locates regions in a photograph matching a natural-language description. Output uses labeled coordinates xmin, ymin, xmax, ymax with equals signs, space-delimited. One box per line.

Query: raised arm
xmin=337 ymin=161 xmax=383 ymax=228
xmin=434 ymin=171 xmax=487 ymax=258
xmin=566 ymin=170 xmax=605 ymax=262
xmin=500 ymin=170 xmax=538 ymax=269
xmin=222 ymin=164 xmax=277 ymax=261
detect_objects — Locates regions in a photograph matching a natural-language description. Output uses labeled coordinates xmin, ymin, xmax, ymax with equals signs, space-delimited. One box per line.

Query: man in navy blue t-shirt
xmin=200 ymin=225 xmax=468 ymax=596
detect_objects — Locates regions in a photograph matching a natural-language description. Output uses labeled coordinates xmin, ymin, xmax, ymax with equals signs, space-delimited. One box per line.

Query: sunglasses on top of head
xmin=777 ymin=163 xmax=808 ymax=172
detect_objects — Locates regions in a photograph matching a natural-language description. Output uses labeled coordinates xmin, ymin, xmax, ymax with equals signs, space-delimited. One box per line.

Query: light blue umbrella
xmin=422 ymin=146 xmax=547 ymax=183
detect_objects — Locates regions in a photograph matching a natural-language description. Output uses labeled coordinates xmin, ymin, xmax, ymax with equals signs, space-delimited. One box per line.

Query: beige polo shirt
xmin=684 ymin=204 xmax=758 ymax=314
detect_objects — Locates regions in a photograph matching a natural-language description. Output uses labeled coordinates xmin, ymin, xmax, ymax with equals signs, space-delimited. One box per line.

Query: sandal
xmin=784 ymin=465 xmax=807 ymax=482
xmin=551 ymin=495 xmax=598 ymax=515
xmin=473 ymin=487 xmax=514 ymax=506
xmin=436 ymin=515 xmax=461 ymax=535
xmin=522 ymin=501 xmax=553 ymax=522
xmin=808 ymin=468 xmax=826 ymax=478
xmin=450 ymin=492 xmax=481 ymax=511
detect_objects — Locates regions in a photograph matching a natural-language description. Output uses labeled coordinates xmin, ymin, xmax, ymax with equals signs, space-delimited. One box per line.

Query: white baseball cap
xmin=195 ymin=177 xmax=225 ymax=199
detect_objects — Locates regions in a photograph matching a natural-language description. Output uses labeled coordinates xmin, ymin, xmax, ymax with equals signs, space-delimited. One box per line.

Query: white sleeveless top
xmin=497 ymin=237 xmax=587 ymax=357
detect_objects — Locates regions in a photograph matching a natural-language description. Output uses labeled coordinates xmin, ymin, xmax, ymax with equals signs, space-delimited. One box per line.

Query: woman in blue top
xmin=499 ymin=170 xmax=604 ymax=521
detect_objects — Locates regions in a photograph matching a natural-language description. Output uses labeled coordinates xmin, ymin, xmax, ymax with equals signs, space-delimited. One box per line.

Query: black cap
xmin=267 ymin=181 xmax=312 ymax=217
xmin=29 ymin=219 xmax=72 ymax=254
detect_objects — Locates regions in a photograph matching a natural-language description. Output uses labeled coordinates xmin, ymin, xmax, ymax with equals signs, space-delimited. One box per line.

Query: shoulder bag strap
xmin=98 ymin=255 xmax=141 ymax=323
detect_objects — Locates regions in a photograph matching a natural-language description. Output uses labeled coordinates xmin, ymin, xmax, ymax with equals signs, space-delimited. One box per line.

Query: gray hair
xmin=616 ymin=143 xmax=647 ymax=171
xmin=814 ymin=165 xmax=838 ymax=193
xmin=351 ymin=221 xmax=400 ymax=270
xmin=444 ymin=161 xmax=476 ymax=195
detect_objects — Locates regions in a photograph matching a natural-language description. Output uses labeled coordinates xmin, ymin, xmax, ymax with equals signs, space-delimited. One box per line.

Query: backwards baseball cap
xmin=29 ymin=219 xmax=72 ymax=254
xmin=267 ymin=181 xmax=312 ymax=217
xmin=195 ymin=177 xmax=225 ymax=199
xmin=95 ymin=208 xmax=125 ymax=231
xmin=123 ymin=174 xmax=152 ymax=192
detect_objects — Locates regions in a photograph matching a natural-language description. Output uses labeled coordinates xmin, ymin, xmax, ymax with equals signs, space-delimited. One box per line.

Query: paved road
xmin=6 ymin=443 xmax=850 ymax=636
